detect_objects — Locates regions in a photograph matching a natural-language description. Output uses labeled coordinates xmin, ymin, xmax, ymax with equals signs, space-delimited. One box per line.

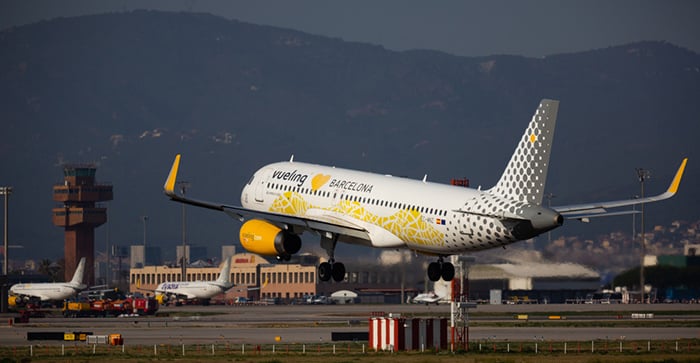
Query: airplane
xmin=411 ymin=279 xmax=450 ymax=305
xmin=9 ymin=257 xmax=87 ymax=306
xmin=411 ymin=292 xmax=446 ymax=305
xmin=162 ymin=99 xmax=687 ymax=283
xmin=152 ymin=257 xmax=234 ymax=305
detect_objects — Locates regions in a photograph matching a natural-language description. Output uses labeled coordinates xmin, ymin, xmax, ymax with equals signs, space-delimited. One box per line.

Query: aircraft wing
xmin=553 ymin=158 xmax=687 ymax=221
xmin=171 ymin=292 xmax=198 ymax=300
xmin=154 ymin=288 xmax=196 ymax=300
xmin=23 ymin=293 xmax=52 ymax=301
xmin=14 ymin=293 xmax=41 ymax=301
xmin=164 ymin=155 xmax=371 ymax=242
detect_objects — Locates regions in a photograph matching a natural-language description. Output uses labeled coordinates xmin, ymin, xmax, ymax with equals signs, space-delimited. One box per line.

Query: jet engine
xmin=7 ymin=295 xmax=21 ymax=307
xmin=155 ymin=294 xmax=169 ymax=304
xmin=239 ymin=219 xmax=301 ymax=259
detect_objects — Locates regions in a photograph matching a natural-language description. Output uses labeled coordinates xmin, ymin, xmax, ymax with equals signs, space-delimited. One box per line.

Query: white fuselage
xmin=155 ymin=281 xmax=229 ymax=300
xmin=240 ymin=161 xmax=559 ymax=255
xmin=10 ymin=283 xmax=83 ymax=301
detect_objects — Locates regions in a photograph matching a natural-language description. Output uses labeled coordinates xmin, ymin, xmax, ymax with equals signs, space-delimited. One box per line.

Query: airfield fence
xmin=1 ymin=339 xmax=699 ymax=359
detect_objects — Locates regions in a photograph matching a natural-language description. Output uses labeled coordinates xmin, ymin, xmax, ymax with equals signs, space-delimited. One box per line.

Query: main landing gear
xmin=318 ymin=259 xmax=346 ymax=282
xmin=318 ymin=233 xmax=346 ymax=282
xmin=427 ymin=257 xmax=454 ymax=282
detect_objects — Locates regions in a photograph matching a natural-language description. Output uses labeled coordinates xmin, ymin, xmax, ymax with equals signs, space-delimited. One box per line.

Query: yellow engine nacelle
xmin=8 ymin=295 xmax=21 ymax=307
xmin=155 ymin=294 xmax=168 ymax=304
xmin=239 ymin=219 xmax=301 ymax=258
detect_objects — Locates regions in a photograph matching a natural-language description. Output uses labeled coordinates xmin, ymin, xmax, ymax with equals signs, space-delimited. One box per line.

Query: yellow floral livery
xmin=269 ymin=192 xmax=444 ymax=247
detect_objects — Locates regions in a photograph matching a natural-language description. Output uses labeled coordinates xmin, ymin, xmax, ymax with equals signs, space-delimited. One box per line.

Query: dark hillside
xmin=0 ymin=11 xmax=698 ymax=260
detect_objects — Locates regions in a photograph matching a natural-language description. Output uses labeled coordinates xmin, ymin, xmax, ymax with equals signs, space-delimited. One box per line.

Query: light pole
xmin=177 ymin=181 xmax=190 ymax=281
xmin=1 ymin=186 xmax=12 ymax=276
xmin=141 ymin=215 xmax=149 ymax=266
xmin=105 ymin=211 xmax=110 ymax=286
xmin=632 ymin=199 xmax=636 ymax=241
xmin=636 ymin=168 xmax=650 ymax=304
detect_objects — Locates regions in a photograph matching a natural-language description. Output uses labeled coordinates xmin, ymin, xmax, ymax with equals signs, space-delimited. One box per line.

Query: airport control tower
xmin=52 ymin=165 xmax=113 ymax=285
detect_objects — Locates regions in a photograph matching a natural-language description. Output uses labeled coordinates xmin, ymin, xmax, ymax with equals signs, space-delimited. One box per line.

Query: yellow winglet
xmin=164 ymin=154 xmax=181 ymax=197
xmin=666 ymin=157 xmax=688 ymax=194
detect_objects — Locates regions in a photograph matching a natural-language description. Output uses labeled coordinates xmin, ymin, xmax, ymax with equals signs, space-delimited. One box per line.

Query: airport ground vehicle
xmin=62 ymin=295 xmax=158 ymax=317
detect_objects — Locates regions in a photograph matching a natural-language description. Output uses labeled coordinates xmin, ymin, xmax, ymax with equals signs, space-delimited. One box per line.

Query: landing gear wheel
xmin=441 ymin=262 xmax=455 ymax=281
xmin=331 ymin=262 xmax=346 ymax=282
xmin=318 ymin=262 xmax=332 ymax=282
xmin=427 ymin=262 xmax=442 ymax=282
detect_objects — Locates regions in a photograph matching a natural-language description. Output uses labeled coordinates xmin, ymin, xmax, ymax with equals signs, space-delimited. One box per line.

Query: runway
xmin=1 ymin=303 xmax=698 ymax=345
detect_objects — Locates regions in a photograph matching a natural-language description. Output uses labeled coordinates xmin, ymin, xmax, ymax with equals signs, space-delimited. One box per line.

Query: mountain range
xmin=0 ymin=10 xmax=698 ymax=261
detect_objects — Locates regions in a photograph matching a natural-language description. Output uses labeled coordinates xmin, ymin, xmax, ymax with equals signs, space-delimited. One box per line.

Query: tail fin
xmin=487 ymin=99 xmax=559 ymax=205
xmin=70 ymin=257 xmax=86 ymax=285
xmin=216 ymin=257 xmax=232 ymax=284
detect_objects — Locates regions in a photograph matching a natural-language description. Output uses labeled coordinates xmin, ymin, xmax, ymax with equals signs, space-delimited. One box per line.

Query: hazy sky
xmin=1 ymin=0 xmax=699 ymax=57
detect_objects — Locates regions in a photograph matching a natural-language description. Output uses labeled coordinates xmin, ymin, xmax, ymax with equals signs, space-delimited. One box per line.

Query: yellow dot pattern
xmin=269 ymin=192 xmax=445 ymax=247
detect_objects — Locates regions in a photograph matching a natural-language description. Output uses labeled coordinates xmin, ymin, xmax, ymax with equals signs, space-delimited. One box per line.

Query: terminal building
xmin=129 ymin=253 xmax=318 ymax=302
xmin=128 ymin=248 xmax=602 ymax=304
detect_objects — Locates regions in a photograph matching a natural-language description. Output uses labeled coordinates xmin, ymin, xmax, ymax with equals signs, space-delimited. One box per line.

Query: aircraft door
xmin=254 ymin=168 xmax=272 ymax=203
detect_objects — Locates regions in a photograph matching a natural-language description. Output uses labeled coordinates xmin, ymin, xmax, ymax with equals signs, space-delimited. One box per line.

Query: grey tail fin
xmin=486 ymin=99 xmax=559 ymax=205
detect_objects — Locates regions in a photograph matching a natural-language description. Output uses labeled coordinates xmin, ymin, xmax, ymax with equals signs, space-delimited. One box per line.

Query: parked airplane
xmin=153 ymin=257 xmax=233 ymax=305
xmin=163 ymin=99 xmax=687 ymax=283
xmin=411 ymin=292 xmax=446 ymax=305
xmin=412 ymin=279 xmax=450 ymax=305
xmin=9 ymin=257 xmax=86 ymax=305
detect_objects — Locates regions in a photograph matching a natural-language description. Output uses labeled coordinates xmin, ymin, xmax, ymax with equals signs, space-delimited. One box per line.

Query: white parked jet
xmin=163 ymin=99 xmax=687 ymax=283
xmin=411 ymin=292 xmax=446 ymax=305
xmin=9 ymin=257 xmax=86 ymax=305
xmin=412 ymin=279 xmax=450 ymax=305
xmin=153 ymin=257 xmax=233 ymax=304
